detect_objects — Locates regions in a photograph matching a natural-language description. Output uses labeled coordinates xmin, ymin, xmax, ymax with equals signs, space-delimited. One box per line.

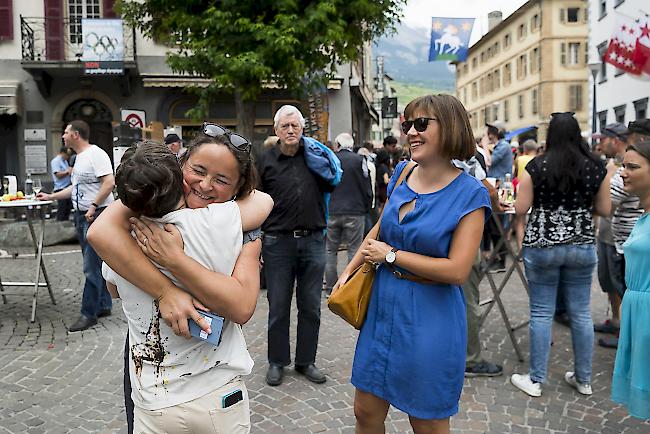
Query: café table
xmin=475 ymin=208 xmax=530 ymax=362
xmin=0 ymin=199 xmax=55 ymax=322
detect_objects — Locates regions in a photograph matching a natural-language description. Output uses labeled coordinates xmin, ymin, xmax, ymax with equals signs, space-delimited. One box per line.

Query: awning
xmin=143 ymin=75 xmax=346 ymax=90
xmin=506 ymin=125 xmax=537 ymax=141
xmin=0 ymin=82 xmax=21 ymax=116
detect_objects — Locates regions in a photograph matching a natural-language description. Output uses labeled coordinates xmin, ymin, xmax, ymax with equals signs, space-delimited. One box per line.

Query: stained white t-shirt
xmin=103 ymin=201 xmax=251 ymax=411
xmin=71 ymin=145 xmax=114 ymax=211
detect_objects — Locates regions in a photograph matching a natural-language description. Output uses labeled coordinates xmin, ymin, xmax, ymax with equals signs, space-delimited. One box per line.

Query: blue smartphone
xmin=188 ymin=310 xmax=224 ymax=346
xmin=222 ymin=389 xmax=243 ymax=408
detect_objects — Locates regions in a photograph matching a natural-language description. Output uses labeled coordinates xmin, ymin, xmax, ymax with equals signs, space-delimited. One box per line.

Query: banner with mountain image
xmin=428 ymin=17 xmax=475 ymax=62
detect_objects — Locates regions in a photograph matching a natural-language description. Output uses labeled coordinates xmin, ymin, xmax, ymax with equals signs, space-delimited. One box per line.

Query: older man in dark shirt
xmin=257 ymin=105 xmax=335 ymax=386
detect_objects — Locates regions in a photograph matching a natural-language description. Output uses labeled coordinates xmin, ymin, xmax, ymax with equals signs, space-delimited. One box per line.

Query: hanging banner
xmin=82 ymin=19 xmax=124 ymax=75
xmin=428 ymin=17 xmax=475 ymax=62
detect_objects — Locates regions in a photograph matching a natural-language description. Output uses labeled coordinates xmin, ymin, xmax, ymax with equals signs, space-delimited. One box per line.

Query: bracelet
xmin=91 ymin=202 xmax=99 ymax=208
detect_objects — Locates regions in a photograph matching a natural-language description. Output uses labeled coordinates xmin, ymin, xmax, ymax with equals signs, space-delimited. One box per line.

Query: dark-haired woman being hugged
xmin=611 ymin=139 xmax=650 ymax=420
xmin=511 ymin=113 xmax=612 ymax=398
xmin=333 ymin=95 xmax=491 ymax=434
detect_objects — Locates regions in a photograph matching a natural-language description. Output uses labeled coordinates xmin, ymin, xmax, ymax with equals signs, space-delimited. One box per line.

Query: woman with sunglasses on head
xmin=333 ymin=94 xmax=491 ymax=434
xmin=87 ymin=125 xmax=273 ymax=433
xmin=510 ymin=113 xmax=612 ymax=398
xmin=611 ymin=140 xmax=650 ymax=420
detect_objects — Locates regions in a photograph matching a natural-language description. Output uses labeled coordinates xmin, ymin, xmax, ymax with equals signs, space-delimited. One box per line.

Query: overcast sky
xmin=401 ymin=0 xmax=529 ymax=45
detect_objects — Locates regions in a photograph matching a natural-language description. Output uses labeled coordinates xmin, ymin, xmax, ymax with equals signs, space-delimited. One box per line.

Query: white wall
xmin=589 ymin=0 xmax=650 ymax=130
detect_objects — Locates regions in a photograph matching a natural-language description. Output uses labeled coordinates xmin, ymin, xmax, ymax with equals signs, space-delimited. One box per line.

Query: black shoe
xmin=68 ymin=315 xmax=97 ymax=332
xmin=554 ymin=313 xmax=571 ymax=327
xmin=295 ymin=364 xmax=326 ymax=384
xmin=266 ymin=364 xmax=284 ymax=386
xmin=98 ymin=309 xmax=112 ymax=318
xmin=488 ymin=262 xmax=506 ymax=273
xmin=465 ymin=361 xmax=504 ymax=378
xmin=594 ymin=319 xmax=619 ymax=334
xmin=598 ymin=336 xmax=619 ymax=349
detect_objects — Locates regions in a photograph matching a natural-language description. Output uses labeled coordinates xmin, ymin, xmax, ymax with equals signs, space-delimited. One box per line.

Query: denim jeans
xmin=74 ymin=209 xmax=112 ymax=320
xmin=523 ymin=244 xmax=597 ymax=384
xmin=262 ymin=231 xmax=326 ymax=366
xmin=325 ymin=215 xmax=365 ymax=292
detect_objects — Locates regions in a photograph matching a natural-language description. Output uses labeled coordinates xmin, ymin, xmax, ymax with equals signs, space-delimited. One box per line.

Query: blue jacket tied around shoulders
xmin=302 ymin=136 xmax=343 ymax=221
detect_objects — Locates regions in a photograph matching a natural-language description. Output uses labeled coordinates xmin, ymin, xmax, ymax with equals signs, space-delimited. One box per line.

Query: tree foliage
xmin=119 ymin=0 xmax=405 ymax=134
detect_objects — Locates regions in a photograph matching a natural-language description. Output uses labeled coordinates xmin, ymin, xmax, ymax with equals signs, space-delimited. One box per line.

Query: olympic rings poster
xmin=82 ymin=19 xmax=124 ymax=75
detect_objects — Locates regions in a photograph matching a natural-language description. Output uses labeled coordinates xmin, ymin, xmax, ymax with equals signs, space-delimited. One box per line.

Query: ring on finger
xmin=143 ymin=237 xmax=148 ymax=244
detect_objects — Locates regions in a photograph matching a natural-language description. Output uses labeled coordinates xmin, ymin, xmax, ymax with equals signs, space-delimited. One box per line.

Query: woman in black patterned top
xmin=510 ymin=112 xmax=613 ymax=398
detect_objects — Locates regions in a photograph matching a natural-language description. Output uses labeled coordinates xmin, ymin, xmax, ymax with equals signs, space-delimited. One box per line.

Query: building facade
xmin=588 ymin=0 xmax=650 ymax=133
xmin=456 ymin=0 xmax=589 ymax=143
xmin=0 ymin=0 xmax=377 ymax=188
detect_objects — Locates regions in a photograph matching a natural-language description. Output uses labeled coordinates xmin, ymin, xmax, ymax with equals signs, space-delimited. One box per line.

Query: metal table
xmin=475 ymin=209 xmax=530 ymax=362
xmin=0 ymin=199 xmax=55 ymax=322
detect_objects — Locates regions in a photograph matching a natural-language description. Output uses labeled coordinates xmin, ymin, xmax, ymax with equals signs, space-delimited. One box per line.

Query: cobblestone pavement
xmin=1 ymin=243 xmax=649 ymax=433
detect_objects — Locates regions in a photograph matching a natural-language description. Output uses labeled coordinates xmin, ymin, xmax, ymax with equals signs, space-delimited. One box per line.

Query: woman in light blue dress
xmin=332 ymin=95 xmax=490 ymax=434
xmin=612 ymin=139 xmax=650 ymax=420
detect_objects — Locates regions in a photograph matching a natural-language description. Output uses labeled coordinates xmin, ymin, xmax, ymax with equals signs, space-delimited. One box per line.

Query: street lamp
xmin=588 ymin=61 xmax=601 ymax=139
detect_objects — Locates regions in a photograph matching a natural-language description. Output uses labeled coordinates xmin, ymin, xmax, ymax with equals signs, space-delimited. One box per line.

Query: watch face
xmin=386 ymin=250 xmax=396 ymax=264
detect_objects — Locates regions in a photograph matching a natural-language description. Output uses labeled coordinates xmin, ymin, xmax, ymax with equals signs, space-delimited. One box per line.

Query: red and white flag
xmin=604 ymin=13 xmax=642 ymax=75
xmin=632 ymin=15 xmax=650 ymax=75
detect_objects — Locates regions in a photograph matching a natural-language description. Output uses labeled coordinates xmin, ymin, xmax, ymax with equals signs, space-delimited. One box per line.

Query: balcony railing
xmin=20 ymin=16 xmax=135 ymax=63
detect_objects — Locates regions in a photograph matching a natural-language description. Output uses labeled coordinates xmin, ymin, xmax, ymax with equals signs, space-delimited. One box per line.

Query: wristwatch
xmin=385 ymin=248 xmax=398 ymax=264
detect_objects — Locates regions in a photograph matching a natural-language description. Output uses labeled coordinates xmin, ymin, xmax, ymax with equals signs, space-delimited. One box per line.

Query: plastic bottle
xmin=24 ymin=173 xmax=33 ymax=198
xmin=501 ymin=173 xmax=514 ymax=206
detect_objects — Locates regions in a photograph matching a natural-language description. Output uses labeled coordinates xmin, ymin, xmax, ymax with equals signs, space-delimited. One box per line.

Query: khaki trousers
xmin=134 ymin=377 xmax=250 ymax=434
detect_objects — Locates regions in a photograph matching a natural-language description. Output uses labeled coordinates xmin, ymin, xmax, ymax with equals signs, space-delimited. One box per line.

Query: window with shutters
xmin=569 ymin=85 xmax=583 ymax=111
xmin=598 ymin=110 xmax=608 ymax=132
xmin=494 ymin=69 xmax=500 ymax=90
xmin=517 ymin=23 xmax=527 ymax=40
xmin=68 ymin=0 xmax=101 ymax=44
xmin=599 ymin=0 xmax=607 ymax=19
xmin=560 ymin=43 xmax=566 ymax=65
xmin=0 ymin=0 xmax=13 ymax=40
xmin=567 ymin=8 xmax=580 ymax=23
xmin=504 ymin=33 xmax=511 ymax=48
xmin=531 ymin=48 xmax=539 ymax=72
xmin=504 ymin=99 xmax=510 ymax=123
xmin=531 ymin=14 xmax=540 ymax=31
xmin=568 ymin=42 xmax=580 ymax=65
xmin=614 ymin=105 xmax=626 ymax=124
xmin=472 ymin=81 xmax=477 ymax=100
xmin=518 ymin=94 xmax=524 ymax=119
xmin=634 ymin=98 xmax=648 ymax=120
xmin=517 ymin=54 xmax=527 ymax=79
xmin=504 ymin=63 xmax=512 ymax=85
xmin=532 ymin=89 xmax=538 ymax=115
xmin=472 ymin=57 xmax=477 ymax=69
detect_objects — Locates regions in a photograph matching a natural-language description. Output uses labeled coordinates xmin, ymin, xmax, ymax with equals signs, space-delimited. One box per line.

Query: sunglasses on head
xmin=202 ymin=122 xmax=251 ymax=153
xmin=401 ymin=117 xmax=437 ymax=135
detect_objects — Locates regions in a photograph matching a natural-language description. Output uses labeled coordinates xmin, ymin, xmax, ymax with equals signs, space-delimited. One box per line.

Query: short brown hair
xmin=68 ymin=120 xmax=90 ymax=141
xmin=115 ymin=141 xmax=184 ymax=218
xmin=179 ymin=134 xmax=258 ymax=199
xmin=627 ymin=140 xmax=650 ymax=163
xmin=403 ymin=94 xmax=475 ymax=160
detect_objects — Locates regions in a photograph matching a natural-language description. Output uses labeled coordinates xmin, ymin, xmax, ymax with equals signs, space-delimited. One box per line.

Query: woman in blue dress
xmin=333 ymin=94 xmax=491 ymax=434
xmin=612 ymin=139 xmax=650 ymax=420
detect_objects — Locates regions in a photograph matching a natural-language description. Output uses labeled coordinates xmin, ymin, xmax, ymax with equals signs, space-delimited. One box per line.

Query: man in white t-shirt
xmin=38 ymin=120 xmax=115 ymax=332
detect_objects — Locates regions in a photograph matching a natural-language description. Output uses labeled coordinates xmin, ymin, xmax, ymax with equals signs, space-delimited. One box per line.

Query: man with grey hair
xmin=257 ymin=105 xmax=336 ymax=386
xmin=324 ymin=133 xmax=372 ymax=296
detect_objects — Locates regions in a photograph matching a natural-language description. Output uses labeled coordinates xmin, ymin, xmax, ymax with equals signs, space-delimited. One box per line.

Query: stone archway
xmin=61 ymin=99 xmax=115 ymax=165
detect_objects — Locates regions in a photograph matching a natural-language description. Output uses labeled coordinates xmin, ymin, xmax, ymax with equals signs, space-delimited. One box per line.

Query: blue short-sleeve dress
xmin=612 ymin=213 xmax=650 ymax=420
xmin=351 ymin=161 xmax=491 ymax=420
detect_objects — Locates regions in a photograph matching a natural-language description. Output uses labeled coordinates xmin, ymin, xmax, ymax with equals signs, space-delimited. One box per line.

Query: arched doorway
xmin=62 ymin=99 xmax=114 ymax=164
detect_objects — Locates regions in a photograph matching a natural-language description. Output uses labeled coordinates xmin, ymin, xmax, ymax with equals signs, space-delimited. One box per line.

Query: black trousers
xmin=262 ymin=231 xmax=326 ymax=366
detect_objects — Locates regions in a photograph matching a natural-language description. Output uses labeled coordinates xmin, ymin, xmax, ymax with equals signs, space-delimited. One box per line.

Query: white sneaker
xmin=564 ymin=371 xmax=593 ymax=395
xmin=510 ymin=373 xmax=542 ymax=397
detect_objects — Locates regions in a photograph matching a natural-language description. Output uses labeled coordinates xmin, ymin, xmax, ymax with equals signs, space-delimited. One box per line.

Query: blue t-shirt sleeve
xmin=51 ymin=158 xmax=66 ymax=175
xmin=460 ymin=180 xmax=492 ymax=224
xmin=387 ymin=160 xmax=409 ymax=197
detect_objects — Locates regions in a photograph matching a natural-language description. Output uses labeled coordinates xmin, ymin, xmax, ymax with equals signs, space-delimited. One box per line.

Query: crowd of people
xmin=34 ymin=93 xmax=650 ymax=432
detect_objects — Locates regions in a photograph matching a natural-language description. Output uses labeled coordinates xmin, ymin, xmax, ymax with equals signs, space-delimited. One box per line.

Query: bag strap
xmin=375 ymin=161 xmax=417 ymax=240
